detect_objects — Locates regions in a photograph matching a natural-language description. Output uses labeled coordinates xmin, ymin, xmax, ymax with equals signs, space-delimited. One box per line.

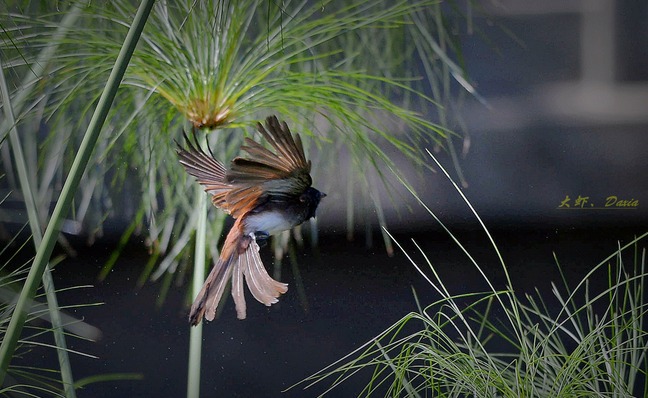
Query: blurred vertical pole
xmin=0 ymin=0 xmax=155 ymax=385
xmin=187 ymin=136 xmax=208 ymax=398
xmin=581 ymin=0 xmax=615 ymax=83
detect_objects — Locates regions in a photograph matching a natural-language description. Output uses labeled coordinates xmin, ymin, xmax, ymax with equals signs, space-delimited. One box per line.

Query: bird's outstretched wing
xmin=175 ymin=116 xmax=312 ymax=219
xmin=224 ymin=115 xmax=313 ymax=218
xmin=188 ymin=218 xmax=288 ymax=324
xmin=175 ymin=131 xmax=232 ymax=212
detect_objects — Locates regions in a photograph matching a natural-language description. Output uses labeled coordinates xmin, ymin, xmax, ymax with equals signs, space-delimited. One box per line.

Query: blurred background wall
xmin=314 ymin=0 xmax=648 ymax=234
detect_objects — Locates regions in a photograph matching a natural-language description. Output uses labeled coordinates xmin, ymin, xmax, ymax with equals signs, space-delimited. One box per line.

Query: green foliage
xmin=0 ymin=0 xmax=486 ymax=273
xmin=296 ymin=153 xmax=648 ymax=397
xmin=0 ymin=0 xmax=155 ymax=390
xmin=304 ymin=237 xmax=648 ymax=397
xmin=0 ymin=227 xmax=102 ymax=396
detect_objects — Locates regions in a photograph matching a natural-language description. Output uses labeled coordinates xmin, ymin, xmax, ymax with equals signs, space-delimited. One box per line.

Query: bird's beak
xmin=320 ymin=192 xmax=327 ymax=199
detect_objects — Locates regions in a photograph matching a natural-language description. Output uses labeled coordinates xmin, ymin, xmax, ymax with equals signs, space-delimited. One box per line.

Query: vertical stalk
xmin=187 ymin=146 xmax=208 ymax=398
xmin=346 ymin=161 xmax=354 ymax=241
xmin=368 ymin=170 xmax=393 ymax=257
xmin=434 ymin=4 xmax=467 ymax=188
xmin=0 ymin=54 xmax=76 ymax=397
xmin=0 ymin=0 xmax=155 ymax=384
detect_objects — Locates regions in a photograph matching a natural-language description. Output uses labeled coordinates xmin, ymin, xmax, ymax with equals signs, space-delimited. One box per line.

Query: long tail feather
xmin=239 ymin=237 xmax=288 ymax=308
xmin=244 ymin=237 xmax=288 ymax=301
xmin=231 ymin=258 xmax=246 ymax=320
xmin=189 ymin=225 xmax=288 ymax=324
xmin=188 ymin=254 xmax=234 ymax=326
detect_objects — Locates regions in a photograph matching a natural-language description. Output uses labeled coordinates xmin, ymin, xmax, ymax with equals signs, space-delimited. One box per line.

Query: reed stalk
xmin=187 ymin=138 xmax=208 ymax=398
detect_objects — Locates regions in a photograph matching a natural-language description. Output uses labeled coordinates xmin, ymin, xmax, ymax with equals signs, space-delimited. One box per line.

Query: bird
xmin=176 ymin=115 xmax=325 ymax=325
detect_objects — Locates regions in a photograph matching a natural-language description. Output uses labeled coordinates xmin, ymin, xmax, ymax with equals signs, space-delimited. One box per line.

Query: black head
xmin=299 ymin=187 xmax=326 ymax=220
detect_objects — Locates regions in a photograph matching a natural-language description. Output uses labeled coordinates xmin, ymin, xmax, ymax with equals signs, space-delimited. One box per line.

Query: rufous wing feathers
xmin=175 ymin=131 xmax=232 ymax=212
xmin=226 ymin=116 xmax=312 ymax=200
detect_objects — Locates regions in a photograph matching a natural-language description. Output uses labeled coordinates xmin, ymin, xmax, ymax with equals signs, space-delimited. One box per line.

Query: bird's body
xmin=243 ymin=187 xmax=323 ymax=235
xmin=176 ymin=116 xmax=324 ymax=325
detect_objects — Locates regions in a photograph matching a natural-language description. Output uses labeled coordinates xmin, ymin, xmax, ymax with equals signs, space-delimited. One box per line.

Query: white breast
xmin=244 ymin=210 xmax=293 ymax=236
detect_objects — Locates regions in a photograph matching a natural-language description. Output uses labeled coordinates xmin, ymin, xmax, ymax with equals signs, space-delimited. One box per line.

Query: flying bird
xmin=176 ymin=115 xmax=325 ymax=325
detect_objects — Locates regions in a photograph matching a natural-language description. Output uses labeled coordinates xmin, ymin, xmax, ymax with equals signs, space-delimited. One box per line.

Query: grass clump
xmin=297 ymin=152 xmax=648 ymax=397
xmin=0 ymin=226 xmax=108 ymax=396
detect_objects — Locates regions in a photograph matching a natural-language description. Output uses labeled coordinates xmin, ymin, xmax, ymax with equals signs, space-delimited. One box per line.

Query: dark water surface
xmin=13 ymin=224 xmax=646 ymax=397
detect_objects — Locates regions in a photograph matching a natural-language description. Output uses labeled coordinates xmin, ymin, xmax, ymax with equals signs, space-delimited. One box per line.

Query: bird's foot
xmin=254 ymin=231 xmax=270 ymax=248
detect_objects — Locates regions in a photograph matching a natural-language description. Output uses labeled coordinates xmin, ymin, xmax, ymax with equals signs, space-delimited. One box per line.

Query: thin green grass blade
xmin=98 ymin=208 xmax=145 ymax=282
xmin=288 ymin=241 xmax=309 ymax=314
xmin=73 ymin=373 xmax=144 ymax=389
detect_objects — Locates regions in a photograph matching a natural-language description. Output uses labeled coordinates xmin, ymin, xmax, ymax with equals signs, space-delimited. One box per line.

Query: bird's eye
xmin=299 ymin=194 xmax=307 ymax=202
